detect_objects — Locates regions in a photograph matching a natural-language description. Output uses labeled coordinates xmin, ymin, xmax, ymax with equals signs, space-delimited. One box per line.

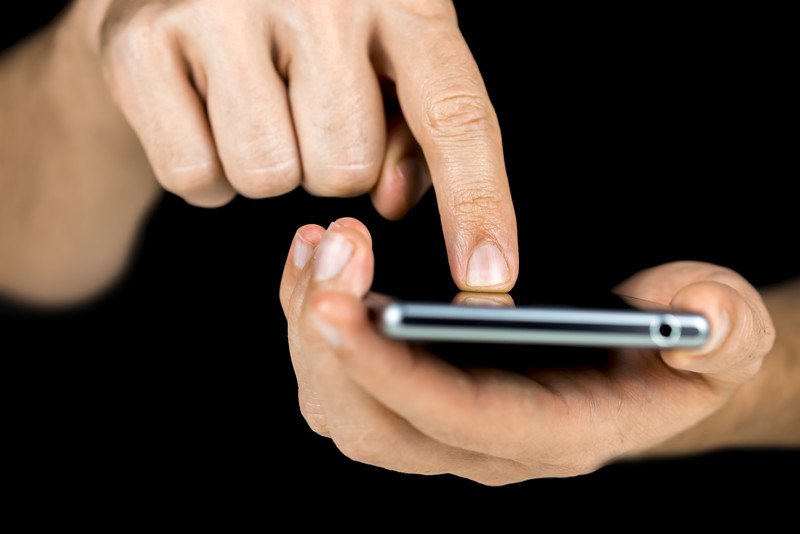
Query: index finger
xmin=378 ymin=11 xmax=518 ymax=291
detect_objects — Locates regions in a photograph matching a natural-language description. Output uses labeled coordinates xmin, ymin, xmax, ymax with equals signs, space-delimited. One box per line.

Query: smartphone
xmin=368 ymin=295 xmax=709 ymax=349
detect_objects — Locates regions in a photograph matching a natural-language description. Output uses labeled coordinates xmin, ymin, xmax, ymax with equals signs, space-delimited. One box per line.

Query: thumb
xmin=662 ymin=280 xmax=774 ymax=384
xmin=615 ymin=261 xmax=775 ymax=385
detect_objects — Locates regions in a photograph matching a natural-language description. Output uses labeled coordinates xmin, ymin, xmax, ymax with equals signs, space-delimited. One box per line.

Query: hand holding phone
xmin=281 ymin=218 xmax=775 ymax=485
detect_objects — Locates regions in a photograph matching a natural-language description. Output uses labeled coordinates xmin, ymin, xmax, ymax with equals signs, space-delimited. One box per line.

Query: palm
xmin=409 ymin=343 xmax=716 ymax=466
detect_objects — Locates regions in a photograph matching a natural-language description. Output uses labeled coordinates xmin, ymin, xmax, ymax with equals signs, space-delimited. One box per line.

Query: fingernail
xmin=293 ymin=234 xmax=314 ymax=270
xmin=466 ymin=243 xmax=510 ymax=288
xmin=310 ymin=312 xmax=341 ymax=347
xmin=313 ymin=228 xmax=354 ymax=281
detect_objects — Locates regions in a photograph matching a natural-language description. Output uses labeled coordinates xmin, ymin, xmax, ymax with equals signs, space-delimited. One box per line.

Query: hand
xmin=280 ymin=218 xmax=775 ymax=485
xmin=92 ymin=0 xmax=517 ymax=290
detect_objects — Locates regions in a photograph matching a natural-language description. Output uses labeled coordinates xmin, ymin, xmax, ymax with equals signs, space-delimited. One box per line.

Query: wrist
xmin=0 ymin=3 xmax=160 ymax=304
xmin=48 ymin=3 xmax=157 ymax=186
xmin=49 ymin=3 xmax=120 ymax=130
xmin=63 ymin=0 xmax=115 ymax=56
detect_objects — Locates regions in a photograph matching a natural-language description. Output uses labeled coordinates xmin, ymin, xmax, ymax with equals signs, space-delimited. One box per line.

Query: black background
xmin=3 ymin=1 xmax=797 ymax=512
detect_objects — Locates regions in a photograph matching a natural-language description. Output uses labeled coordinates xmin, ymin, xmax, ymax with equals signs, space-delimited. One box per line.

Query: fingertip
xmin=372 ymin=115 xmax=429 ymax=221
xmin=661 ymin=281 xmax=738 ymax=373
xmin=371 ymin=160 xmax=408 ymax=221
xmin=396 ymin=156 xmax=430 ymax=207
xmin=372 ymin=156 xmax=430 ymax=221
xmin=292 ymin=225 xmax=326 ymax=270
xmin=296 ymin=224 xmax=326 ymax=244
xmin=332 ymin=217 xmax=373 ymax=245
xmin=305 ymin=221 xmax=375 ymax=299
xmin=280 ymin=224 xmax=326 ymax=313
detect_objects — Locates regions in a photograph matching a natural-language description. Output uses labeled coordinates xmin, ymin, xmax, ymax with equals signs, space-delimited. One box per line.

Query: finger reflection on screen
xmin=451 ymin=292 xmax=515 ymax=308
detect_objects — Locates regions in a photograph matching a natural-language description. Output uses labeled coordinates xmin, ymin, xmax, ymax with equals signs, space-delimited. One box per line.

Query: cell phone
xmin=368 ymin=294 xmax=709 ymax=349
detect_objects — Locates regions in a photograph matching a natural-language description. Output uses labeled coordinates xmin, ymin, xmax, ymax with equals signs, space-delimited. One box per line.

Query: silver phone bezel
xmin=376 ymin=301 xmax=709 ymax=349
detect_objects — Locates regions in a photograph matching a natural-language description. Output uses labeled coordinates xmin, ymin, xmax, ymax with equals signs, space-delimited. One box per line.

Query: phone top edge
xmin=375 ymin=301 xmax=710 ymax=349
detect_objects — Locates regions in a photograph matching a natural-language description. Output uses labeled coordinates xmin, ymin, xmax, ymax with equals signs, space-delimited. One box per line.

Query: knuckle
xmin=295 ymin=0 xmax=349 ymax=27
xmin=223 ymin=133 xmax=301 ymax=198
xmin=302 ymin=413 xmax=330 ymax=438
xmin=333 ymin=429 xmax=389 ymax=467
xmin=158 ymin=162 xmax=219 ymax=196
xmin=101 ymin=7 xmax=173 ymax=101
xmin=304 ymin=162 xmax=379 ymax=197
xmin=102 ymin=4 xmax=168 ymax=61
xmin=468 ymin=475 xmax=507 ymax=487
xmin=447 ymin=181 xmax=506 ymax=221
xmin=461 ymin=459 xmax=536 ymax=486
xmin=547 ymin=459 xmax=598 ymax=478
xmin=467 ymin=471 xmax=519 ymax=487
xmin=424 ymin=91 xmax=496 ymax=139
xmin=228 ymin=159 xmax=302 ymax=199
xmin=394 ymin=0 xmax=457 ymax=22
xmin=533 ymin=446 xmax=601 ymax=478
xmin=299 ymin=397 xmax=330 ymax=438
xmin=422 ymin=424 xmax=477 ymax=451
